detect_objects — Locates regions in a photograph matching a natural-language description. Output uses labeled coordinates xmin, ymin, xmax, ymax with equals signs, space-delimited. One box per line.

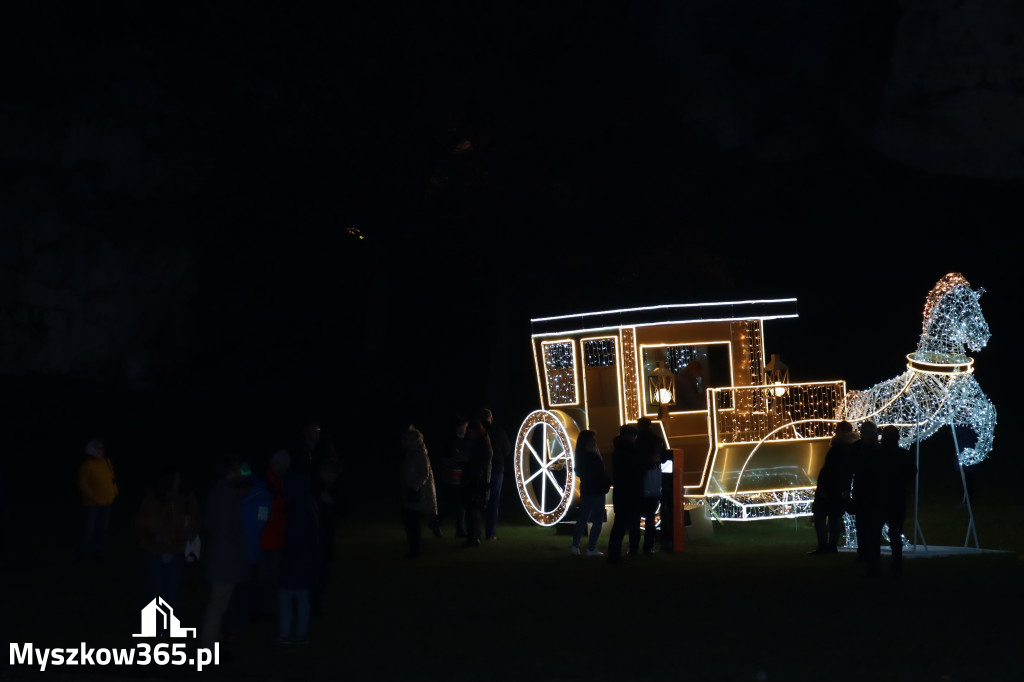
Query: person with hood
xmin=809 ymin=421 xmax=859 ymax=554
xmin=401 ymin=426 xmax=439 ymax=558
xmin=77 ymin=439 xmax=119 ymax=558
xmin=606 ymin=424 xmax=642 ymax=563
xmin=570 ymin=430 xmax=611 ymax=557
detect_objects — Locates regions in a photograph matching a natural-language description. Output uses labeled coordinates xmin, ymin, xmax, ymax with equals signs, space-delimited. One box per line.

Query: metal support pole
xmin=913 ymin=406 xmax=927 ymax=551
xmin=951 ymin=426 xmax=979 ymax=550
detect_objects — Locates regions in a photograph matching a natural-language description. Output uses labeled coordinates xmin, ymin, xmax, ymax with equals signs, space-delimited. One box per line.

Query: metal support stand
xmin=912 ymin=407 xmax=928 ymax=551
xmin=951 ymin=426 xmax=980 ymax=550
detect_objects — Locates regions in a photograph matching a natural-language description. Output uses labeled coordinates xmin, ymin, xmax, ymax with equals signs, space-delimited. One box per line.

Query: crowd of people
xmin=810 ymin=420 xmax=917 ymax=576
xmin=595 ymin=418 xmax=673 ymax=563
xmin=400 ymin=410 xmax=918 ymax=576
xmin=400 ymin=408 xmax=511 ymax=558
xmin=74 ymin=421 xmax=345 ymax=647
xmin=66 ymin=409 xmax=922 ymax=651
xmin=400 ymin=411 xmax=675 ymax=563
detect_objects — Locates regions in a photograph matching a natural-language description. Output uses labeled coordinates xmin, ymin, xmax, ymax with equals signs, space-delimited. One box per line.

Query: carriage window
xmin=642 ymin=343 xmax=732 ymax=412
xmin=583 ymin=338 xmax=618 ymax=409
xmin=584 ymin=339 xmax=616 ymax=367
xmin=542 ymin=341 xmax=578 ymax=405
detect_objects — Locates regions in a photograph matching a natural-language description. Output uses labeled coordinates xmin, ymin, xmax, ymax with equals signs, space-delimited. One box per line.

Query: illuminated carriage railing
xmin=702 ymin=381 xmax=846 ymax=520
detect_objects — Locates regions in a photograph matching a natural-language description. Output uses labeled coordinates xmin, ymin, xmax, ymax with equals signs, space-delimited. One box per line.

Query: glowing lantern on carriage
xmin=764 ymin=353 xmax=790 ymax=398
xmin=647 ymin=360 xmax=676 ymax=420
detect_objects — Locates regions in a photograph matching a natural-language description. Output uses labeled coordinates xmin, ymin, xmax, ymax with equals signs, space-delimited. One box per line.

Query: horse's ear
xmin=976 ymin=287 xmax=986 ymax=297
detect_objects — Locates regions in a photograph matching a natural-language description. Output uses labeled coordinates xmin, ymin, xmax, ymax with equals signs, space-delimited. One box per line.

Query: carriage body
xmin=515 ymin=299 xmax=847 ymax=525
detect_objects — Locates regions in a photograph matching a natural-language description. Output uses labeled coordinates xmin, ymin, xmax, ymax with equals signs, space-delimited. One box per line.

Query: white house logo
xmin=134 ymin=597 xmax=196 ymax=638
xmin=11 ymin=597 xmax=217 ymax=672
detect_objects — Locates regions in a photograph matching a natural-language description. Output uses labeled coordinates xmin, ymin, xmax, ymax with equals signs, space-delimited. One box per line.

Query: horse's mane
xmin=921 ymin=272 xmax=970 ymax=336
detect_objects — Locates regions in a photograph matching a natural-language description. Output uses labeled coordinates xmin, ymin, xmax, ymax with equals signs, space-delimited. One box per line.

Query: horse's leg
xmin=953 ymin=381 xmax=997 ymax=467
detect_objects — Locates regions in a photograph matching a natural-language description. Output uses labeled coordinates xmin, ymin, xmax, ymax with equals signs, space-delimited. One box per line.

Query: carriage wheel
xmin=514 ymin=410 xmax=580 ymax=526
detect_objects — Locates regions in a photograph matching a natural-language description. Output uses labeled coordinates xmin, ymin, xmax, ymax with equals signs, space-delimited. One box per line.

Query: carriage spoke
xmin=540 ymin=465 xmax=547 ymax=510
xmin=525 ymin=440 xmax=544 ymax=468
xmin=542 ymin=467 xmax=561 ymax=492
xmin=524 ymin=468 xmax=545 ymax=485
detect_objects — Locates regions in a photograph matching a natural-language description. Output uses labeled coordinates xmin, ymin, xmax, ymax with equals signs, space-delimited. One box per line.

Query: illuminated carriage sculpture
xmin=514 ymin=298 xmax=848 ymax=527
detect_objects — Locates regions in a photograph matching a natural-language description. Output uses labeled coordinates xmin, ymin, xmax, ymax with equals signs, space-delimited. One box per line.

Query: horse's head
xmin=916 ymin=273 xmax=990 ymax=361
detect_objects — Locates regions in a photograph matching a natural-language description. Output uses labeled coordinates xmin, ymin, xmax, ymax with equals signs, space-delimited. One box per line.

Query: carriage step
xmin=707 ymin=488 xmax=815 ymax=521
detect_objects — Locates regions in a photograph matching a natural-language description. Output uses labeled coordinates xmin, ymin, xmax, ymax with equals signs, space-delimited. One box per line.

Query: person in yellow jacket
xmin=77 ymin=439 xmax=118 ymax=557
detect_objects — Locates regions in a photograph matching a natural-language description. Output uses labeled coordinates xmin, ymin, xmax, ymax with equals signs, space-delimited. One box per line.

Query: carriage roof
xmin=530 ymin=298 xmax=799 ymax=337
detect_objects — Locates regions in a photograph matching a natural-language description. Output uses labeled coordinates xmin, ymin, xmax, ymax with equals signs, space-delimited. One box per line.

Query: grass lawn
xmin=5 ymin=481 xmax=1022 ymax=681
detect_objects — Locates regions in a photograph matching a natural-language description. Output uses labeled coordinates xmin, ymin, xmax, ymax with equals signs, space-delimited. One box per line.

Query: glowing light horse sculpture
xmin=842 ymin=273 xmax=996 ymax=549
xmin=843 ymin=273 xmax=996 ymax=464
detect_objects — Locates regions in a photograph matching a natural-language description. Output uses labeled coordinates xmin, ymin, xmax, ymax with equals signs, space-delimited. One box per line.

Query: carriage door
xmin=581 ymin=337 xmax=622 ymax=456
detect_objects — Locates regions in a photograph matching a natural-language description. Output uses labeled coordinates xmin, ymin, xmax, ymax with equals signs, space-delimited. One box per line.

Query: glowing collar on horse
xmin=843 ymin=273 xmax=996 ymax=466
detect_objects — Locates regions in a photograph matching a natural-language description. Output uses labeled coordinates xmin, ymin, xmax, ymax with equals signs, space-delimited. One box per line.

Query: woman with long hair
xmin=571 ymin=431 xmax=611 ymax=556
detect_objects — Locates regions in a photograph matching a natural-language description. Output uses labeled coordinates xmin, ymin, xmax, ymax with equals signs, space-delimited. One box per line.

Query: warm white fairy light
xmin=513 ymin=410 xmax=577 ymax=526
xmin=843 ymin=273 xmax=996 ymax=467
xmin=709 ymin=489 xmax=816 ymax=520
xmin=516 ymin=282 xmax=997 ymax=529
xmin=541 ymin=339 xmax=580 ymax=406
xmin=621 ymin=328 xmax=640 ymax=422
xmin=840 ymin=274 xmax=995 ymax=550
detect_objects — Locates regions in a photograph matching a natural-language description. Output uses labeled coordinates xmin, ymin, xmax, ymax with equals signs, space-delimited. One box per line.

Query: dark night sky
xmin=2 ymin=2 xmax=1021 ymax=491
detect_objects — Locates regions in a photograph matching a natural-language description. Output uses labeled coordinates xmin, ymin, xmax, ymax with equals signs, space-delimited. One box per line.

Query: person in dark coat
xmin=879 ymin=425 xmax=916 ymax=575
xmin=570 ymin=430 xmax=611 ymax=556
xmin=480 ymin=408 xmax=512 ymax=541
xmin=201 ymin=456 xmax=249 ymax=648
xmin=436 ymin=414 xmax=469 ymax=538
xmin=462 ymin=421 xmax=492 ymax=546
xmin=277 ymin=468 xmax=320 ymax=643
xmin=312 ymin=451 xmax=342 ymax=611
xmin=810 ymin=421 xmax=859 ymax=554
xmin=637 ymin=418 xmax=667 ymax=555
xmin=851 ymin=422 xmax=883 ymax=575
xmin=606 ymin=424 xmax=641 ymax=563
